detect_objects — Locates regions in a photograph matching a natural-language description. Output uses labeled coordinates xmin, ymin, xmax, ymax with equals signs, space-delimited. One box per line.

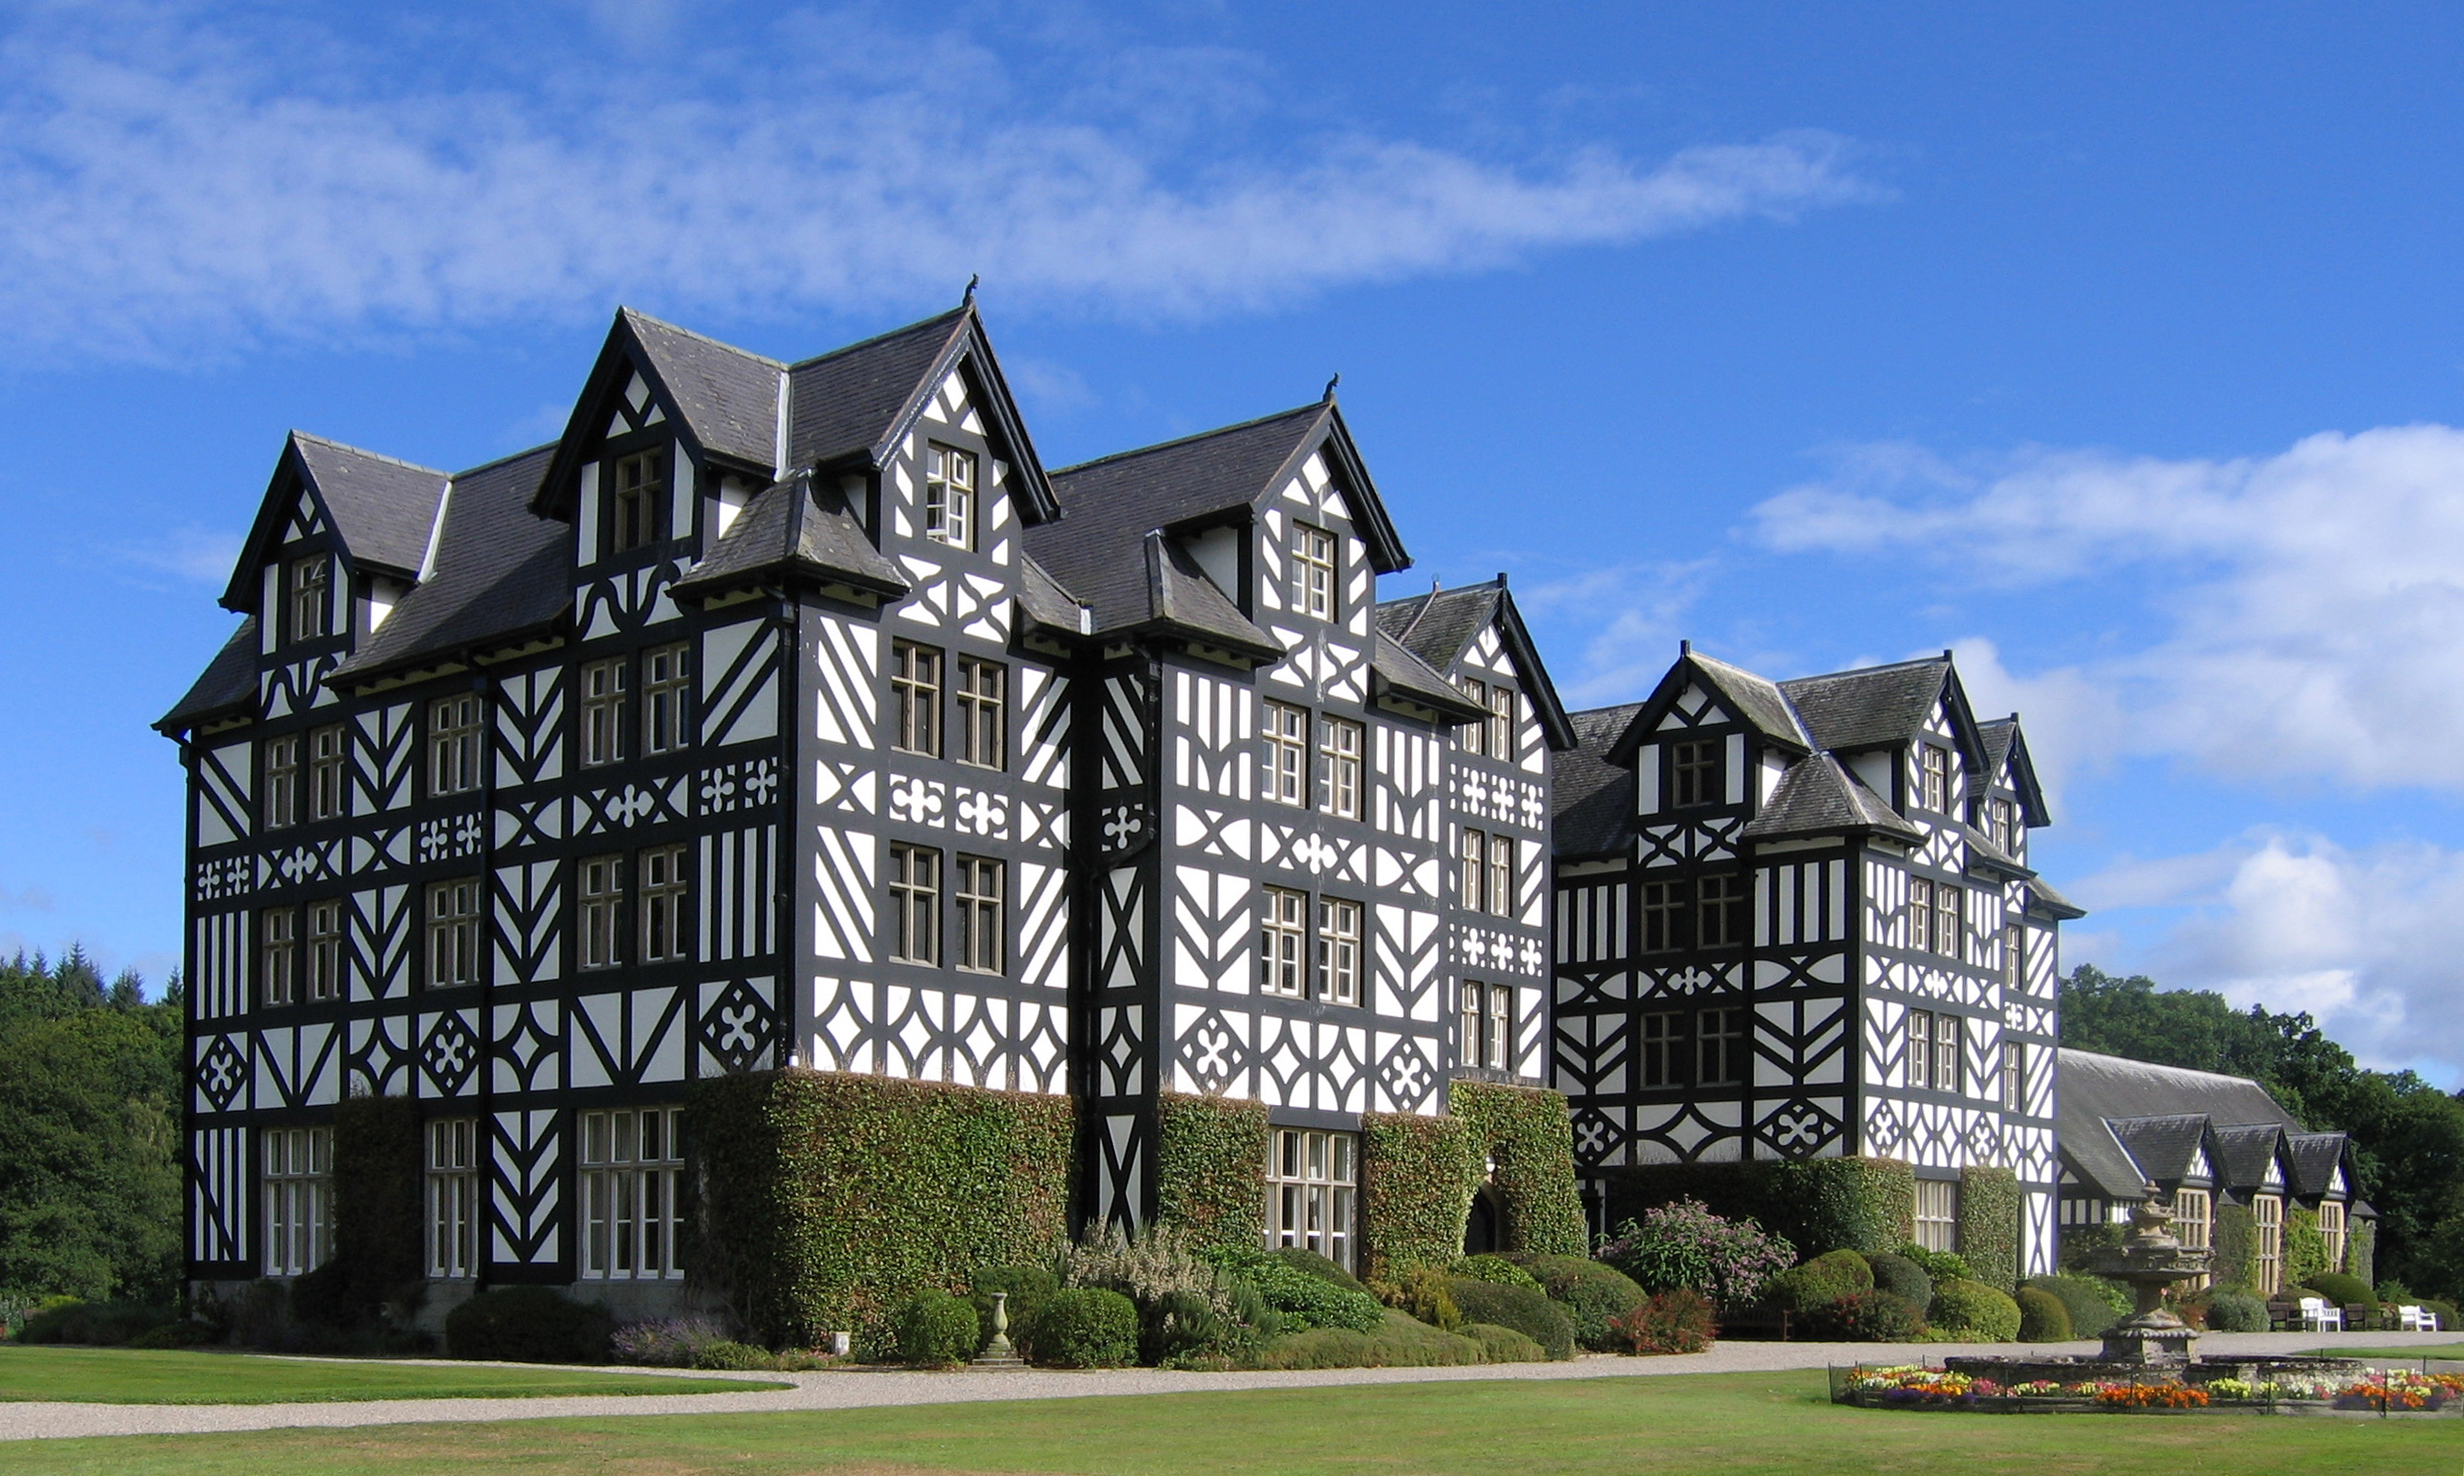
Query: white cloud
xmin=118 ymin=526 xmax=245 ymax=584
xmin=1750 ymin=425 xmax=2464 ymax=793
xmin=0 ymin=6 xmax=1874 ymax=359
xmin=1516 ymin=558 xmax=1718 ymax=706
xmin=1938 ymin=634 xmax=2123 ymax=808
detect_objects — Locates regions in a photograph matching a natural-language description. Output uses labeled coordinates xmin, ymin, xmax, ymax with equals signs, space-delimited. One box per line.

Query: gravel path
xmin=2 ymin=1330 xmax=2452 ymax=1442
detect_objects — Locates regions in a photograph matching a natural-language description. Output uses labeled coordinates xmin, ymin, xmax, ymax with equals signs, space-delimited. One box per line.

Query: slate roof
xmin=624 ymin=310 xmax=785 ymax=473
xmin=291 ymin=434 xmax=451 ymax=577
xmin=2056 ymin=1048 xmax=2318 ymax=1201
xmin=1135 ymin=531 xmax=1282 ymax=660
xmin=2286 ymin=1133 xmax=2351 ymax=1199
xmin=2026 ymin=876 xmax=2087 ymax=920
xmin=1691 ymin=651 xmax=1812 ymax=750
xmin=1740 ymin=752 xmax=1926 ymax=845
xmin=1014 ymin=554 xmax=1087 ymax=638
xmin=1372 ymin=631 xmax=1487 ymax=719
xmin=156 ymin=619 xmax=261 ymax=733
xmin=1777 ymin=656 xmax=1950 ymax=752
xmin=667 ymin=471 xmax=907 ymax=603
xmin=787 ymin=308 xmax=968 ymax=470
xmin=1979 ymin=717 xmax=2018 ymax=780
xmin=1552 ymin=703 xmax=1642 ymax=858
xmin=2106 ymin=1115 xmax=2213 ymax=1184
xmin=1378 ymin=582 xmax=1498 ymax=671
xmin=330 ymin=446 xmax=567 ymax=682
xmin=2211 ymin=1123 xmax=2291 ymax=1193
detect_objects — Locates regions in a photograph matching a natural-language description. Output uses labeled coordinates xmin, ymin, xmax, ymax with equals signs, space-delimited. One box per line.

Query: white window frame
xmin=1906 ymin=1008 xmax=1935 ymax=1090
xmin=2319 ymin=1200 xmax=2347 ymax=1275
xmin=1907 ymin=876 xmax=1934 ymax=952
xmin=925 ymin=443 xmax=977 ymax=551
xmin=2175 ymin=1187 xmax=2213 ymax=1290
xmin=1292 ymin=523 xmax=1337 ymax=621
xmin=1639 ymin=1010 xmax=1682 ymax=1087
xmin=643 ymin=642 xmax=691 ymax=756
xmin=955 ymin=656 xmax=1006 ymax=770
xmin=581 ymin=657 xmax=629 ymax=767
xmin=1485 ymin=983 xmax=1513 ymax=1071
xmin=1934 ymin=1012 xmax=1964 ymax=1094
xmin=1457 ymin=677 xmax=1489 ymax=756
xmin=1461 ymin=980 xmax=1486 ymax=1067
xmin=1259 ymin=887 xmax=1306 ymax=997
xmin=892 ymin=641 xmax=942 ymax=757
xmin=580 ymin=854 xmax=624 ymax=970
xmin=1935 ymin=883 xmax=1963 ymax=962
xmin=429 ymin=694 xmax=484 ymax=796
xmin=889 ymin=844 xmax=940 ymax=964
xmin=307 ymin=898 xmax=343 ymax=1002
xmin=1266 ymin=1128 xmax=1356 ymax=1271
xmin=1487 ymin=832 xmax=1515 ymax=919
xmin=1486 ymin=683 xmax=1515 ymax=760
xmin=1914 ymin=1178 xmax=1958 ymax=1253
xmin=2000 ymin=1039 xmax=2026 ymax=1112
xmin=580 ymin=1107 xmax=684 ymax=1281
xmin=260 ymin=905 xmax=297 ymax=1008
xmin=1697 ymin=871 xmax=1745 ymax=946
xmin=426 ymin=1118 xmax=480 ymax=1280
xmin=1318 ymin=715 xmax=1362 ymax=819
xmin=1317 ymin=896 xmax=1360 ymax=1005
xmin=428 ymin=877 xmax=481 ymax=989
xmin=2253 ymin=1193 xmax=2284 ymax=1294
xmin=1262 ymin=701 xmax=1308 ymax=806
xmin=263 ymin=1125 xmax=332 ymax=1277
xmin=265 ymin=734 xmax=300 ymax=829
xmin=309 ymin=724 xmax=347 ymax=821
xmin=1461 ymin=828 xmax=1486 ymax=911
xmin=639 ymin=844 xmax=689 ymax=963
xmin=1921 ymin=744 xmax=1950 ymax=813
xmin=289 ymin=555 xmax=330 ymax=642
xmin=955 ymin=854 xmax=1004 ymax=975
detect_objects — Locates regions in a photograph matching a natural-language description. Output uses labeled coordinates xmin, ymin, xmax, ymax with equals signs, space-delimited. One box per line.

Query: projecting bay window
xmin=260 ymin=906 xmax=297 ymax=1008
xmin=643 ymin=643 xmax=691 ymax=755
xmin=2175 ymin=1189 xmax=2213 ymax=1289
xmin=1921 ymin=745 xmax=1950 ymax=813
xmin=1259 ymin=887 xmax=1306 ymax=997
xmin=1317 ymin=897 xmax=1362 ymax=1005
xmin=2253 ymin=1194 xmax=2284 ymax=1293
xmin=1318 ymin=715 xmax=1362 ymax=819
xmin=429 ymin=695 xmax=483 ymax=795
xmin=638 ymin=845 xmax=688 ymax=963
xmin=309 ymin=724 xmax=347 ymax=821
xmin=1292 ymin=523 xmax=1337 ymax=621
xmin=955 ymin=657 xmax=1006 ymax=770
xmin=1487 ymin=833 xmax=1515 ymax=919
xmin=1697 ymin=873 xmax=1747 ymax=947
xmin=888 ymin=845 xmax=940 ymax=965
xmin=426 ymin=1118 xmax=478 ymax=1280
xmin=1266 ymin=1128 xmax=1355 ymax=1271
xmin=1262 ymin=701 xmax=1308 ymax=806
xmin=427 ymin=878 xmax=481 ymax=989
xmin=1696 ymin=1006 xmax=1744 ymax=1086
xmin=307 ymin=899 xmax=343 ymax=1001
xmin=581 ymin=658 xmax=629 ymax=767
xmin=892 ymin=642 xmax=942 ymax=757
xmin=2320 ymin=1201 xmax=2347 ymax=1275
xmin=289 ymin=555 xmax=331 ymax=642
xmin=925 ymin=443 xmax=976 ymax=550
xmin=955 ymin=855 xmax=1004 ymax=975
xmin=1671 ymin=739 xmax=1719 ymax=808
xmin=262 ymin=1126 xmax=331 ymax=1277
xmin=265 ymin=735 xmax=300 ymax=829
xmin=580 ymin=855 xmax=623 ymax=970
xmin=1914 ymin=1178 xmax=1958 ymax=1253
xmin=1640 ymin=1011 xmax=1683 ymax=1087
xmin=610 ymin=449 xmax=665 ymax=554
xmin=580 ymin=1107 xmax=684 ymax=1281
xmin=1641 ymin=881 xmax=1685 ymax=953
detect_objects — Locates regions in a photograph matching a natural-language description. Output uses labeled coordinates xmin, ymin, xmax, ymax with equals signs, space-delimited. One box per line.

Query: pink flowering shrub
xmin=1597 ymin=1198 xmax=1795 ymax=1310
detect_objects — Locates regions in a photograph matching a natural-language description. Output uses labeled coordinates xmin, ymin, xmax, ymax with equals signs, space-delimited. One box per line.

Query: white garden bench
xmin=2294 ymin=1296 xmax=2345 ymax=1332
xmin=2395 ymin=1304 xmax=2442 ymax=1333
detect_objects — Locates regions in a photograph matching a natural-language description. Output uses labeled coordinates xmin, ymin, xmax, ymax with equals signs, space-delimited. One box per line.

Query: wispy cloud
xmin=0 ymin=5 xmax=1876 ymax=361
xmin=118 ymin=526 xmax=244 ymax=585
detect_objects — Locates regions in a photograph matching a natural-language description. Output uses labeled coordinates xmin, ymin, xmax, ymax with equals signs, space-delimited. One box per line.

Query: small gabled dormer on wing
xmin=1376 ymin=577 xmax=1578 ymax=763
xmin=220 ymin=432 xmax=451 ymax=657
xmin=1605 ymin=645 xmax=1811 ymax=824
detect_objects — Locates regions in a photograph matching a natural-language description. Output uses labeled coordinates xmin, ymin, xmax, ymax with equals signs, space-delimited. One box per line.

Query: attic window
xmin=288 ymin=556 xmax=330 ymax=642
xmin=1987 ymin=797 xmax=2017 ymax=849
xmin=1293 ymin=524 xmax=1336 ymax=620
xmin=925 ymin=444 xmax=975 ymax=551
xmin=611 ymin=449 xmax=665 ymax=554
xmin=1920 ymin=745 xmax=1950 ymax=813
xmin=1671 ymin=740 xmax=1719 ymax=807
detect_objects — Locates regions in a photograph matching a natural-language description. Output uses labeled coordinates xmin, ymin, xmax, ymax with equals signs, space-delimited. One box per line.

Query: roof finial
xmin=1680 ymin=638 xmax=1692 ymax=656
xmin=1322 ymin=372 xmax=1340 ymax=403
xmin=964 ymin=273 xmax=980 ymax=306
xmin=1942 ymin=647 xmax=1954 ymax=660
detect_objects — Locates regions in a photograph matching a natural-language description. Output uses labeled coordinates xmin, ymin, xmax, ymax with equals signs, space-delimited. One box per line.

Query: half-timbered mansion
xmin=1549 ymin=647 xmax=2084 ymax=1276
xmin=158 ymin=301 xmax=1573 ymax=1311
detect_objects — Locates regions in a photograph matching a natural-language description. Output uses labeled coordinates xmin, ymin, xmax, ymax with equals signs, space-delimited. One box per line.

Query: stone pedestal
xmin=2099 ymin=1313 xmax=2197 ymax=1366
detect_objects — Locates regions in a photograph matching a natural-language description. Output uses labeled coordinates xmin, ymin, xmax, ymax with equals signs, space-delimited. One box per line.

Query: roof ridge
xmin=1050 ymin=402 xmax=1324 ymax=478
xmin=619 ymin=307 xmax=789 ymax=369
xmin=449 ymin=440 xmax=560 ymax=481
xmin=2059 ymin=1048 xmax=2282 ymax=1087
xmin=1780 ymin=654 xmax=1951 ymax=685
xmin=290 ymin=430 xmax=450 ymax=477
xmin=783 ymin=305 xmax=969 ymax=372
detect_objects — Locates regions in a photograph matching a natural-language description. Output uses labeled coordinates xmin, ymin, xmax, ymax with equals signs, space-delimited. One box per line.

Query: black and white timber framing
xmin=157 ymin=302 xmax=1578 ymax=1303
xmin=1549 ymin=648 xmax=2085 ymax=1275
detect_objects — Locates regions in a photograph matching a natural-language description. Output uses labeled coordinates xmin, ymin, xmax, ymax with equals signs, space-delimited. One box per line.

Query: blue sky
xmin=8 ymin=1 xmax=2464 ymax=1081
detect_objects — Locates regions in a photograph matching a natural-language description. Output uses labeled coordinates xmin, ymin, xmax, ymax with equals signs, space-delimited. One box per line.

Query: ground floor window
xmin=2174 ymin=1188 xmax=2212 ymax=1290
xmin=263 ymin=1125 xmax=331 ymax=1276
xmin=1266 ymin=1128 xmax=1356 ymax=1271
xmin=1914 ymin=1177 xmax=1958 ymax=1253
xmin=427 ymin=1118 xmax=480 ymax=1279
xmin=580 ymin=1106 xmax=685 ymax=1280
xmin=2253 ymin=1193 xmax=2283 ymax=1294
xmin=2319 ymin=1200 xmax=2347 ymax=1274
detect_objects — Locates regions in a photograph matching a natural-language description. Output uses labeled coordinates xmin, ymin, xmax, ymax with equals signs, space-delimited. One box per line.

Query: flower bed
xmin=1836 ymin=1364 xmax=2464 ymax=1415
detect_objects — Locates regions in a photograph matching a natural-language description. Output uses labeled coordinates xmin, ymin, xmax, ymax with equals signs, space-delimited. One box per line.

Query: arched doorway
xmin=1462 ymin=1186 xmax=1503 ymax=1255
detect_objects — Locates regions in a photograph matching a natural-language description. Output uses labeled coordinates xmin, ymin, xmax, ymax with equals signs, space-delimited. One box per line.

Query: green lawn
xmin=0 ymin=1345 xmax=788 ymax=1404
xmin=5 ymin=1371 xmax=2457 ymax=1475
xmin=2327 ymin=1343 xmax=2464 ymax=1361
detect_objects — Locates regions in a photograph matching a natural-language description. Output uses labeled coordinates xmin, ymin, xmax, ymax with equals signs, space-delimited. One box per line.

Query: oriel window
xmin=1486 ymin=833 xmax=1515 ymax=918
xmin=1262 ymin=701 xmax=1308 ymax=806
xmin=581 ymin=658 xmax=629 ymax=767
xmin=1259 ymin=887 xmax=1306 ymax=997
xmin=288 ymin=555 xmax=330 ymax=642
xmin=892 ymin=642 xmax=942 ymax=757
xmin=1697 ymin=872 xmax=1747 ymax=947
xmin=925 ymin=444 xmax=976 ymax=551
xmin=1640 ymin=881 xmax=1685 ymax=953
xmin=955 ymin=855 xmax=1004 ymax=974
xmin=429 ymin=695 xmax=483 ymax=796
xmin=309 ymin=724 xmax=347 ymax=821
xmin=955 ymin=657 xmax=1005 ymax=770
xmin=259 ymin=906 xmax=298 ymax=1008
xmin=611 ymin=449 xmax=665 ymax=553
xmin=307 ymin=899 xmax=343 ymax=1001
xmin=1317 ymin=897 xmax=1361 ymax=1005
xmin=427 ymin=878 xmax=481 ymax=988
xmin=888 ymin=844 xmax=939 ymax=965
xmin=643 ymin=643 xmax=691 ymax=755
xmin=1696 ymin=1006 xmax=1744 ymax=1086
xmin=639 ymin=845 xmax=688 ymax=963
xmin=1293 ymin=523 xmax=1337 ymax=620
xmin=264 ymin=735 xmax=300 ymax=829
xmin=1318 ymin=715 xmax=1362 ymax=820
xmin=580 ymin=855 xmax=623 ymax=970
xmin=1671 ymin=739 xmax=1719 ymax=807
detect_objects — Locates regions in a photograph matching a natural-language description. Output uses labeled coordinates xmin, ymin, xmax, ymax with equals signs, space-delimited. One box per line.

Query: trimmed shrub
xmin=2211 ymin=1203 xmax=2255 ymax=1290
xmin=1598 ymin=1156 xmax=1914 ymax=1258
xmin=1864 ymin=1252 xmax=1933 ymax=1309
xmin=2023 ymin=1274 xmax=2129 ymax=1338
xmin=444 ymin=1286 xmax=612 ymax=1364
xmin=1025 ymin=1288 xmax=1138 ymax=1368
xmin=1957 ymin=1166 xmax=2020 ymax=1291
xmin=1270 ymin=1247 xmax=1365 ymax=1293
xmin=969 ymin=1265 xmax=1059 ymax=1351
xmin=1596 ymin=1199 xmax=1794 ymax=1310
xmin=1358 ymin=1083 xmax=1586 ymax=1278
xmin=2203 ymin=1287 xmax=2269 ymax=1332
xmin=892 ymin=1290 xmax=981 ymax=1367
xmin=1143 ymin=1288 xmax=1242 ymax=1367
xmin=612 ymin=1316 xmax=732 ymax=1367
xmin=2057 ymin=1222 xmax=2124 ymax=1273
xmin=2303 ymin=1271 xmax=2378 ymax=1321
xmin=15 ymin=1300 xmax=176 ymax=1346
xmin=1508 ymin=1253 xmax=1647 ymax=1351
xmin=1462 ymin=1322 xmax=1547 ymax=1363
xmin=2415 ymin=1297 xmax=2461 ymax=1331
xmin=1447 ymin=1082 xmax=1588 ymax=1257
xmin=1896 ymin=1244 xmax=1974 ymax=1283
xmin=1246 ymin=1310 xmax=1487 ymax=1369
xmin=1609 ymin=1287 xmax=1717 ymax=1354
xmin=1203 ymin=1247 xmax=1383 ymax=1332
xmin=1452 ymin=1254 xmax=1541 ymax=1291
xmin=1928 ymin=1278 xmax=2022 ymax=1342
xmin=1154 ymin=1093 xmax=1270 ymax=1256
xmin=1764 ymin=1249 xmax=1873 ymax=1313
xmin=1446 ymin=1277 xmax=1575 ymax=1360
xmin=1798 ymin=1289 xmax=1925 ymax=1342
xmin=2015 ymin=1286 xmax=2072 ymax=1342
xmin=1379 ymin=1265 xmax=1462 ymax=1331
xmin=123 ymin=1320 xmax=217 ymax=1349
xmin=693 ymin=1340 xmax=778 ymax=1370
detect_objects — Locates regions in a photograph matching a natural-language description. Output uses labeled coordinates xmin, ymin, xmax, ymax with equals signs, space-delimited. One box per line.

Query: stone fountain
xmin=2090 ymin=1190 xmax=2212 ymax=1364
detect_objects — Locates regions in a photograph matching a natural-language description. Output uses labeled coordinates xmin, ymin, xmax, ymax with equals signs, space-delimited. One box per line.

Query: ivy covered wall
xmin=1153 ymin=1091 xmax=1269 ymax=1254
xmin=1957 ymin=1165 xmax=2021 ymax=1290
xmin=1359 ymin=1082 xmax=1585 ymax=1276
xmin=1600 ymin=1156 xmax=1916 ymax=1257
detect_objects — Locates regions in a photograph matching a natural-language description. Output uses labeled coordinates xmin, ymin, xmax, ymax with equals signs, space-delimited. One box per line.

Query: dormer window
xmin=1920 ymin=745 xmax=1949 ymax=813
xmin=1987 ymin=796 xmax=2016 ymax=848
xmin=925 ymin=444 xmax=975 ymax=551
xmin=1671 ymin=739 xmax=1719 ymax=807
xmin=288 ymin=556 xmax=330 ymax=642
xmin=1293 ymin=523 xmax=1336 ymax=620
xmin=611 ymin=449 xmax=665 ymax=554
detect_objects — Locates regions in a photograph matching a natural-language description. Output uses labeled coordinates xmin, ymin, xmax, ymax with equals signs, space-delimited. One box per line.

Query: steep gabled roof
xmin=155 ymin=619 xmax=260 ymax=734
xmin=1776 ymin=655 xmax=1958 ymax=753
xmin=1134 ymin=531 xmax=1283 ymax=661
xmin=332 ymin=445 xmax=567 ymax=682
xmin=2285 ymin=1133 xmax=2354 ymax=1200
xmin=1740 ymin=752 xmax=1926 ymax=845
xmin=1376 ymin=579 xmax=1576 ymax=750
xmin=1371 ymin=631 xmax=1488 ymax=721
xmin=1605 ymin=647 xmax=1812 ymax=768
xmin=1552 ymin=703 xmax=1642 ymax=859
xmin=1014 ymin=553 xmax=1087 ymax=639
xmin=2059 ymin=1049 xmax=2305 ymax=1132
xmin=2106 ymin=1115 xmax=2214 ymax=1184
xmin=1979 ymin=716 xmax=2053 ymax=827
xmin=2210 ymin=1124 xmax=2291 ymax=1193
xmin=220 ymin=433 xmax=450 ymax=610
xmin=2025 ymin=875 xmax=2087 ymax=920
xmin=2055 ymin=1048 xmax=2311 ymax=1201
xmin=625 ymin=310 xmax=788 ymax=473
xmin=667 ymin=471 xmax=907 ymax=604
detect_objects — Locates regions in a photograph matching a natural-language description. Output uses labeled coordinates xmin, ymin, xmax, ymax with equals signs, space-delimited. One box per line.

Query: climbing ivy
xmin=1154 ymin=1092 xmax=1269 ymax=1255
xmin=1359 ymin=1082 xmax=1585 ymax=1276
xmin=1957 ymin=1165 xmax=2021 ymax=1291
xmin=1601 ymin=1157 xmax=1915 ymax=1257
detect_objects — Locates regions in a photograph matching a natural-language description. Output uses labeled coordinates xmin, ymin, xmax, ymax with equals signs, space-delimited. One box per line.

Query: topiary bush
xmin=2203 ymin=1287 xmax=2269 ymax=1332
xmin=1864 ymin=1252 xmax=1933 ymax=1309
xmin=2015 ymin=1286 xmax=2072 ymax=1342
xmin=1025 ymin=1288 xmax=1138 ymax=1368
xmin=1202 ymin=1247 xmax=1383 ymax=1332
xmin=1452 ymin=1254 xmax=1541 ymax=1291
xmin=1956 ymin=1166 xmax=2021 ymax=1291
xmin=1763 ymin=1250 xmax=1874 ymax=1312
xmin=1928 ymin=1278 xmax=2022 ymax=1342
xmin=444 ymin=1286 xmax=613 ymax=1364
xmin=1897 ymin=1244 xmax=1974 ymax=1283
xmin=1461 ymin=1322 xmax=1547 ymax=1363
xmin=892 ymin=1290 xmax=982 ymax=1367
xmin=2303 ymin=1271 xmax=2378 ymax=1321
xmin=2023 ymin=1273 xmax=2129 ymax=1338
xmin=1608 ymin=1287 xmax=1717 ymax=1354
xmin=1507 ymin=1253 xmax=1647 ymax=1351
xmin=1445 ymin=1278 xmax=1575 ymax=1360
xmin=1595 ymin=1198 xmax=1795 ymax=1311
xmin=1797 ymin=1290 xmax=1925 ymax=1342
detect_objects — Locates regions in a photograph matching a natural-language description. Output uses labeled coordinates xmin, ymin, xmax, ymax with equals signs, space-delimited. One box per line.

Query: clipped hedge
xmin=688 ymin=1071 xmax=1074 ymax=1350
xmin=1249 ymin=1310 xmax=1491 ymax=1369
xmin=2303 ymin=1271 xmax=2377 ymax=1321
xmin=893 ymin=1290 xmax=981 ymax=1366
xmin=2204 ymin=1287 xmax=2269 ymax=1332
xmin=1446 ymin=1082 xmax=1587 ymax=1257
xmin=1446 ymin=1277 xmax=1575 ymax=1360
xmin=2023 ymin=1273 xmax=2128 ymax=1338
xmin=2014 ymin=1286 xmax=2071 ymax=1342
xmin=1153 ymin=1092 xmax=1269 ymax=1255
xmin=1600 ymin=1157 xmax=1915 ymax=1258
xmin=1358 ymin=1083 xmax=1585 ymax=1277
xmin=2348 ymin=1217 xmax=2376 ymax=1283
xmin=1956 ymin=1166 xmax=2020 ymax=1291
xmin=1864 ymin=1252 xmax=1933 ymax=1308
xmin=333 ymin=1093 xmax=424 ymax=1317
xmin=1799 ymin=1289 xmax=1924 ymax=1341
xmin=2285 ymin=1207 xmax=2330 ymax=1289
xmin=1507 ymin=1252 xmax=1647 ymax=1351
xmin=2211 ymin=1203 xmax=2256 ymax=1291
xmin=445 ymin=1286 xmax=612 ymax=1364
xmin=1027 ymin=1288 xmax=1138 ymax=1368
xmin=1929 ymin=1278 xmax=2021 ymax=1342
